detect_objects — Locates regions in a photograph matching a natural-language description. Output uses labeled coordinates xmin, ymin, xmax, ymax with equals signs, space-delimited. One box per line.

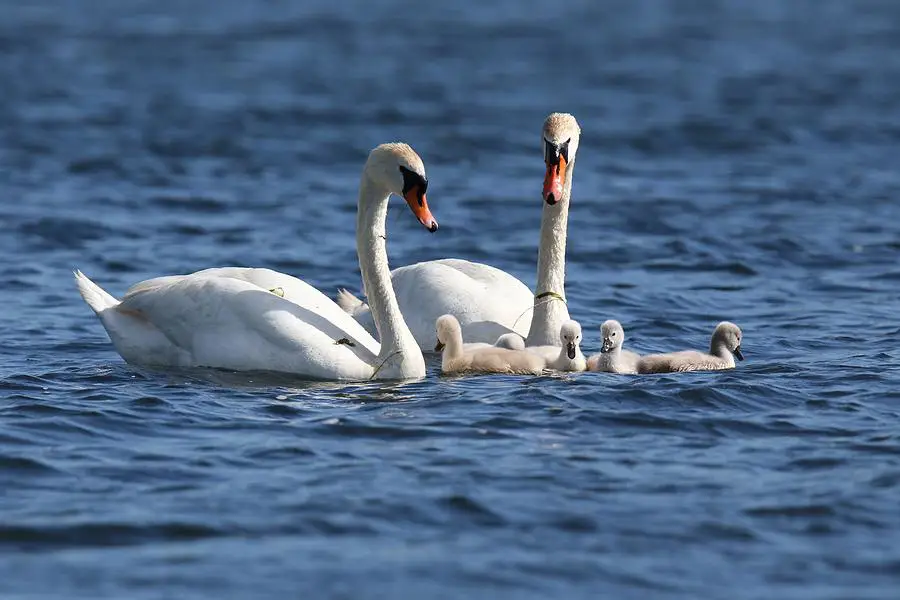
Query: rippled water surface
xmin=2 ymin=0 xmax=900 ymax=598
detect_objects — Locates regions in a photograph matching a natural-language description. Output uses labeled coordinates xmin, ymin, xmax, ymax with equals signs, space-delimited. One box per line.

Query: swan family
xmin=74 ymin=114 xmax=745 ymax=381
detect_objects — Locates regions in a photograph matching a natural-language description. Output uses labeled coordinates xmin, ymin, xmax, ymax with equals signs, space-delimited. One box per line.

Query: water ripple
xmin=3 ymin=1 xmax=900 ymax=598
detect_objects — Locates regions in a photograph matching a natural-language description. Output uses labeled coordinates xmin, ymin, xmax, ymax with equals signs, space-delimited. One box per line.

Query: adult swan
xmin=74 ymin=143 xmax=438 ymax=381
xmin=339 ymin=113 xmax=581 ymax=349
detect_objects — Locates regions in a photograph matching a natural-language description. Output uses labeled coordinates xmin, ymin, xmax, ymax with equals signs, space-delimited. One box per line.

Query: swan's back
xmin=390 ymin=259 xmax=534 ymax=347
xmin=637 ymin=350 xmax=732 ymax=374
xmin=117 ymin=274 xmax=381 ymax=378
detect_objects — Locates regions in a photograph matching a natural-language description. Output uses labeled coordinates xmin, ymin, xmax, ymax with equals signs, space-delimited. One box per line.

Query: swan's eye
xmin=611 ymin=332 xmax=616 ymax=337
xmin=399 ymin=166 xmax=428 ymax=206
xmin=560 ymin=138 xmax=571 ymax=163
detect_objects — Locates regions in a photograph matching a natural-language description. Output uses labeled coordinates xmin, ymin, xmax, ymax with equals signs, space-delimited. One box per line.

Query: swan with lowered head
xmin=587 ymin=319 xmax=640 ymax=374
xmin=74 ymin=143 xmax=438 ymax=381
xmin=544 ymin=320 xmax=587 ymax=372
xmin=637 ymin=322 xmax=744 ymax=374
xmin=435 ymin=314 xmax=545 ymax=376
xmin=337 ymin=112 xmax=581 ymax=351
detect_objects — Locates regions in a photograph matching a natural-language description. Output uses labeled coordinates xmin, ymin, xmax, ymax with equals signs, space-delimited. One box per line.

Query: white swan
xmin=435 ymin=314 xmax=545 ymax=376
xmin=542 ymin=320 xmax=587 ymax=372
xmin=337 ymin=112 xmax=581 ymax=350
xmin=637 ymin=322 xmax=744 ymax=374
xmin=587 ymin=320 xmax=641 ymax=374
xmin=74 ymin=143 xmax=438 ymax=381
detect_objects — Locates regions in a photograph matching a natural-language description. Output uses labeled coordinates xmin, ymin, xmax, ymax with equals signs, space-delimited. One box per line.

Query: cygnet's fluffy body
xmin=436 ymin=315 xmax=544 ymax=376
xmin=494 ymin=333 xmax=526 ymax=351
xmin=462 ymin=332 xmax=526 ymax=352
xmin=543 ymin=320 xmax=587 ymax=372
xmin=587 ymin=319 xmax=640 ymax=374
xmin=637 ymin=322 xmax=744 ymax=374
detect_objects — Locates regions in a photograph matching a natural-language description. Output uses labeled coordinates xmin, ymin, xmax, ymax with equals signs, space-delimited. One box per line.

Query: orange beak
xmin=543 ymin=154 xmax=567 ymax=205
xmin=404 ymin=186 xmax=438 ymax=232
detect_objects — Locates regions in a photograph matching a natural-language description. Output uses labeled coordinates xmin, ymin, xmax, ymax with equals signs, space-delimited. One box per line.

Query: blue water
xmin=2 ymin=0 xmax=900 ymax=597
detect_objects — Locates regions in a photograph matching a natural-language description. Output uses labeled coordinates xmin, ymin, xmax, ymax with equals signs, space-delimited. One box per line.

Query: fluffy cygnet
xmin=637 ymin=321 xmax=744 ymax=374
xmin=494 ymin=333 xmax=526 ymax=351
xmin=586 ymin=319 xmax=640 ymax=374
xmin=462 ymin=332 xmax=527 ymax=352
xmin=435 ymin=315 xmax=545 ymax=376
xmin=541 ymin=320 xmax=587 ymax=372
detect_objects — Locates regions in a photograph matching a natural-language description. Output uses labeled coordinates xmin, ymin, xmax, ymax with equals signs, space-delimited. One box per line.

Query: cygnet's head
xmin=434 ymin=314 xmax=462 ymax=352
xmin=711 ymin=321 xmax=744 ymax=361
xmin=600 ymin=319 xmax=625 ymax=353
xmin=542 ymin=112 xmax=581 ymax=206
xmin=559 ymin=319 xmax=582 ymax=359
xmin=365 ymin=143 xmax=438 ymax=232
xmin=494 ymin=333 xmax=526 ymax=351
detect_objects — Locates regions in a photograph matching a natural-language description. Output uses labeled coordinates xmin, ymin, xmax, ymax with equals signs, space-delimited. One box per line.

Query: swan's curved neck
xmin=357 ymin=175 xmax=422 ymax=377
xmin=709 ymin=340 xmax=735 ymax=367
xmin=444 ymin=330 xmax=464 ymax=361
xmin=526 ymin=159 xmax=575 ymax=346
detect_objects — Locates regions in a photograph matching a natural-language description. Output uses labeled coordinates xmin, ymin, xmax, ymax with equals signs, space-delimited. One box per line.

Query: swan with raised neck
xmin=73 ymin=142 xmax=438 ymax=381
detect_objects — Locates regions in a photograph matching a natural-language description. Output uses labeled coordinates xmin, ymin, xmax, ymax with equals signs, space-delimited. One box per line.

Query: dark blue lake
xmin=2 ymin=0 xmax=899 ymax=598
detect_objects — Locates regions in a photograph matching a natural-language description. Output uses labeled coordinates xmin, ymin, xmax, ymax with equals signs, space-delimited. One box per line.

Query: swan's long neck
xmin=445 ymin=329 xmax=465 ymax=361
xmin=526 ymin=159 xmax=575 ymax=347
xmin=357 ymin=175 xmax=423 ymax=378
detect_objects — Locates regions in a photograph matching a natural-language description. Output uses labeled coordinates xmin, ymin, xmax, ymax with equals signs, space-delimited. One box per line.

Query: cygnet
xmin=542 ymin=320 xmax=587 ymax=372
xmin=637 ymin=321 xmax=744 ymax=374
xmin=435 ymin=315 xmax=545 ymax=376
xmin=586 ymin=319 xmax=640 ymax=374
xmin=462 ymin=332 xmax=527 ymax=352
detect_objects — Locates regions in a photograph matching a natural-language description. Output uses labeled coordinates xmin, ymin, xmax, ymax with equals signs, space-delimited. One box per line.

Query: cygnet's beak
xmin=542 ymin=145 xmax=567 ymax=205
xmin=434 ymin=340 xmax=445 ymax=352
xmin=733 ymin=346 xmax=744 ymax=361
xmin=404 ymin=186 xmax=438 ymax=232
xmin=566 ymin=342 xmax=577 ymax=360
xmin=601 ymin=338 xmax=613 ymax=353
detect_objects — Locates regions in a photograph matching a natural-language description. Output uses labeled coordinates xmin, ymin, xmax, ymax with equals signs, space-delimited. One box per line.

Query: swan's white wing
xmin=119 ymin=274 xmax=380 ymax=380
xmin=427 ymin=258 xmax=529 ymax=288
xmin=125 ymin=267 xmax=321 ymax=305
xmin=384 ymin=259 xmax=533 ymax=350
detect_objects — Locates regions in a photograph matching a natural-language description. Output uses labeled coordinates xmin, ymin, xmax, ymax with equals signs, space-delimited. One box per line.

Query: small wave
xmin=19 ymin=218 xmax=119 ymax=249
xmin=148 ymin=194 xmax=229 ymax=213
xmin=744 ymin=503 xmax=836 ymax=518
xmin=0 ymin=521 xmax=223 ymax=550
xmin=440 ymin=494 xmax=506 ymax=527
xmin=0 ymin=454 xmax=61 ymax=475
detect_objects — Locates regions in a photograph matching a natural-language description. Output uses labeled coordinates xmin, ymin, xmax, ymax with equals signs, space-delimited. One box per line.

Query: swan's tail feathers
xmin=336 ymin=288 xmax=367 ymax=316
xmin=74 ymin=269 xmax=119 ymax=314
